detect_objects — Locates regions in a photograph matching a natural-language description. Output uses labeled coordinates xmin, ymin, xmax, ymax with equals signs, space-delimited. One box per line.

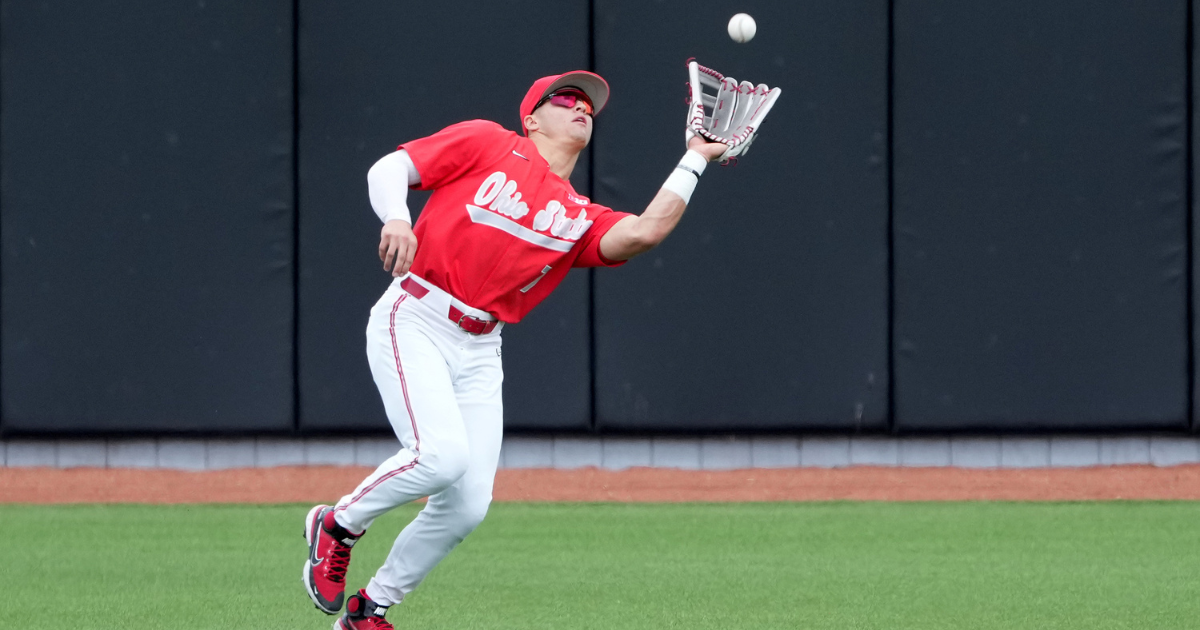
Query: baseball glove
xmin=685 ymin=59 xmax=781 ymax=164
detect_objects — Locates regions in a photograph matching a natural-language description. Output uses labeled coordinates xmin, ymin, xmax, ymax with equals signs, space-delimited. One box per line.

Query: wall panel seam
xmin=886 ymin=0 xmax=897 ymax=434
xmin=291 ymin=0 xmax=302 ymax=432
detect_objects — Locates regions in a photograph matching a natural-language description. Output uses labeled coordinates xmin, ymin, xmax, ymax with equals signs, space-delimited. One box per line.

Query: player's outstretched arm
xmin=598 ymin=137 xmax=726 ymax=261
xmin=368 ymin=150 xmax=422 ymax=277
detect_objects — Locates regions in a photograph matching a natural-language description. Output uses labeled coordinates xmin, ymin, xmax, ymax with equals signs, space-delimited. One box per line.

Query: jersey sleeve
xmin=571 ymin=205 xmax=635 ymax=268
xmin=398 ymin=120 xmax=512 ymax=190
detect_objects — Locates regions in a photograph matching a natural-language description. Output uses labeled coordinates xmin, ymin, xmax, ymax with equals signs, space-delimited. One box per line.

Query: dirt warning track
xmin=2 ymin=464 xmax=1199 ymax=503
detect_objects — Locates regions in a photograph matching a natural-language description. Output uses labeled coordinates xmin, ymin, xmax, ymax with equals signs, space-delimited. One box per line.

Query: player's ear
xmin=523 ymin=113 xmax=539 ymax=134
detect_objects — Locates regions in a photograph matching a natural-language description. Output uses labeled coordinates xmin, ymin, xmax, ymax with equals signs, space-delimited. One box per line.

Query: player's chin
xmin=568 ymin=126 xmax=592 ymax=145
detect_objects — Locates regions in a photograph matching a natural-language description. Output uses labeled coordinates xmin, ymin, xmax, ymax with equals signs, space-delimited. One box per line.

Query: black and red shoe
xmin=302 ymin=504 xmax=362 ymax=614
xmin=335 ymin=590 xmax=394 ymax=630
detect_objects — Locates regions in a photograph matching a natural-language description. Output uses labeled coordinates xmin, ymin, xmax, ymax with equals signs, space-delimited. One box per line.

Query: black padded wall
xmin=1190 ymin=0 xmax=1200 ymax=432
xmin=297 ymin=1 xmax=592 ymax=432
xmin=893 ymin=1 xmax=1189 ymax=431
xmin=2 ymin=2 xmax=1196 ymax=437
xmin=0 ymin=1 xmax=294 ymax=433
xmin=592 ymin=0 xmax=890 ymax=431
xmin=1194 ymin=0 xmax=1200 ymax=433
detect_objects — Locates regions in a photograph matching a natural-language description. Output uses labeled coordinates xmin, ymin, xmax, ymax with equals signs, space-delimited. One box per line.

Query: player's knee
xmin=460 ymin=491 xmax=492 ymax=529
xmin=448 ymin=489 xmax=492 ymax=537
xmin=420 ymin=447 xmax=471 ymax=490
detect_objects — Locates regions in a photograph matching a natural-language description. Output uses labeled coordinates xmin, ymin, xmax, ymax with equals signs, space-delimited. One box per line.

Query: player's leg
xmin=304 ymin=287 xmax=471 ymax=615
xmin=361 ymin=336 xmax=504 ymax=606
xmin=337 ymin=289 xmax=473 ymax=529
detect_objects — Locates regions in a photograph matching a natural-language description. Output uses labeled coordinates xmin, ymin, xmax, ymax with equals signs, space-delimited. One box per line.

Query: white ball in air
xmin=728 ymin=13 xmax=756 ymax=43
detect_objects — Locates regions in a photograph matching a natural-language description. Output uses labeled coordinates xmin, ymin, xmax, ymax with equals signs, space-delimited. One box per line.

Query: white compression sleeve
xmin=367 ymin=150 xmax=422 ymax=224
xmin=660 ymin=150 xmax=708 ymax=204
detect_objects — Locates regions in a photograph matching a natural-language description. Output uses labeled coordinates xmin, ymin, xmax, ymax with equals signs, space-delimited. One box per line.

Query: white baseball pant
xmin=332 ymin=276 xmax=504 ymax=606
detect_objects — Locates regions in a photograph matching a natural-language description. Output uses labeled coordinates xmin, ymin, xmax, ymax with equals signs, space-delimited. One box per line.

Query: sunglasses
xmin=536 ymin=90 xmax=594 ymax=116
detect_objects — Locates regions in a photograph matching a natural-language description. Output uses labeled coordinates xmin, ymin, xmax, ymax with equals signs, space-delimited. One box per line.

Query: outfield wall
xmin=0 ymin=1 xmax=1196 ymax=436
xmin=4 ymin=435 xmax=1200 ymax=470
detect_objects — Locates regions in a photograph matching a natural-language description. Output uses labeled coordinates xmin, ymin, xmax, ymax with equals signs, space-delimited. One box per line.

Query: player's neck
xmin=529 ymin=135 xmax=581 ymax=181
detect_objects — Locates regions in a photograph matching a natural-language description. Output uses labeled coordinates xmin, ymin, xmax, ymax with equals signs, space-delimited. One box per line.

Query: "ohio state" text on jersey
xmin=465 ymin=171 xmax=594 ymax=252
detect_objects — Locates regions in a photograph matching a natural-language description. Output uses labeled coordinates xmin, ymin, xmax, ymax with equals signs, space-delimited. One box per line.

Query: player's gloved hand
xmin=685 ymin=59 xmax=781 ymax=164
xmin=379 ymin=219 xmax=418 ymax=277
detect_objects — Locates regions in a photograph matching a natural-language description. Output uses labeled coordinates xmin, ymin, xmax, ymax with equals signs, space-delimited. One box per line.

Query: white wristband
xmin=660 ymin=150 xmax=708 ymax=204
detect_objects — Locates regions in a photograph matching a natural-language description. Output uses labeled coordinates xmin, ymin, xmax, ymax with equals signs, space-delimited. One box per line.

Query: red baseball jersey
xmin=399 ymin=120 xmax=632 ymax=323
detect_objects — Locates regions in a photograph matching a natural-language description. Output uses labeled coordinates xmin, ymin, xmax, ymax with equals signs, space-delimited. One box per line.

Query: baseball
xmin=727 ymin=13 xmax=756 ymax=43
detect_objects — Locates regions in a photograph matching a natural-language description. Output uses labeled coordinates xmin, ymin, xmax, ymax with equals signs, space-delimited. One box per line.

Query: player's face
xmin=531 ymin=90 xmax=593 ymax=146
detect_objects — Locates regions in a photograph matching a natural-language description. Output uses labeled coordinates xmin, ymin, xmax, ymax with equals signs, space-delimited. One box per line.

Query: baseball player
xmin=303 ymin=70 xmax=729 ymax=630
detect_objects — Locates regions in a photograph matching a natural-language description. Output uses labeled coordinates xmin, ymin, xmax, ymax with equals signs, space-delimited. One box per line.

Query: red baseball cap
xmin=519 ymin=71 xmax=610 ymax=134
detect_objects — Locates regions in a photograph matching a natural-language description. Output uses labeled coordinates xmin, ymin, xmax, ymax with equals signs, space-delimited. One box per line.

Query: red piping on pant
xmin=390 ymin=294 xmax=422 ymax=450
xmin=338 ymin=293 xmax=421 ymax=509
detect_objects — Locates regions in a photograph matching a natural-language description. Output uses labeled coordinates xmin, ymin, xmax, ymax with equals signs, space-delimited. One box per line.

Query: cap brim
xmin=538 ymin=72 xmax=610 ymax=115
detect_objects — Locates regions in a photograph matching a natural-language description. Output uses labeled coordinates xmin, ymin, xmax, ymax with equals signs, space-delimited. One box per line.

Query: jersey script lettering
xmin=468 ymin=171 xmax=594 ymax=251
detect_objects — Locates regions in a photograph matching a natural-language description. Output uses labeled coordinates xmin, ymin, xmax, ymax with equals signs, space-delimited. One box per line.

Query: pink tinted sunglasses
xmin=537 ymin=90 xmax=594 ymax=116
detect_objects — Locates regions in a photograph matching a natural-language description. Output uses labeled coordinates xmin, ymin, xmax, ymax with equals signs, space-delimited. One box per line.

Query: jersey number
xmin=520 ymin=265 xmax=552 ymax=293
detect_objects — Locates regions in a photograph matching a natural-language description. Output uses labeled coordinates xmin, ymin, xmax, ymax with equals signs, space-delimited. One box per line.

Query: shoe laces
xmin=325 ymin=540 xmax=352 ymax=583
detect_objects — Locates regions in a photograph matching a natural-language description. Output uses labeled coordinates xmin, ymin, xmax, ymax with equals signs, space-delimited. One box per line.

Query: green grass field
xmin=2 ymin=502 xmax=1198 ymax=629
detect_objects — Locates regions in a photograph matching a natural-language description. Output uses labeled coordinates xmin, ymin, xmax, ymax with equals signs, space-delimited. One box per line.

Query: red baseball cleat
xmin=335 ymin=590 xmax=394 ymax=630
xmin=302 ymin=504 xmax=362 ymax=614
